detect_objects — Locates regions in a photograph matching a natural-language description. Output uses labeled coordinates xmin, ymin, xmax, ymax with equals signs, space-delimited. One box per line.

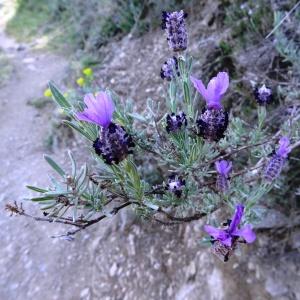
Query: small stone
xmin=80 ymin=287 xmax=91 ymax=299
xmin=265 ymin=277 xmax=288 ymax=297
xmin=109 ymin=262 xmax=118 ymax=277
xmin=186 ymin=261 xmax=196 ymax=280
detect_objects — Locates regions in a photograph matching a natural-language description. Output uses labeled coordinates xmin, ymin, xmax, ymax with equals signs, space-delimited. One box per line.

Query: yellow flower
xmin=63 ymin=92 xmax=69 ymax=98
xmin=76 ymin=77 xmax=85 ymax=87
xmin=44 ymin=88 xmax=52 ymax=98
xmin=83 ymin=67 xmax=93 ymax=77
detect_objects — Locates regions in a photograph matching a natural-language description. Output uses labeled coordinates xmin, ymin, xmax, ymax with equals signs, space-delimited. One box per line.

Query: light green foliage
xmin=224 ymin=0 xmax=273 ymax=47
xmin=6 ymin=0 xmax=184 ymax=53
xmin=6 ymin=0 xmax=50 ymax=42
xmin=273 ymin=10 xmax=300 ymax=73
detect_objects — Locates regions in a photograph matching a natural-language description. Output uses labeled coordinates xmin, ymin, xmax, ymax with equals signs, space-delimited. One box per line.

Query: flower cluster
xmin=166 ymin=174 xmax=186 ymax=197
xmin=160 ymin=57 xmax=179 ymax=81
xmin=77 ymin=92 xmax=134 ymax=164
xmin=254 ymin=84 xmax=272 ymax=105
xmin=204 ymin=204 xmax=256 ymax=262
xmin=165 ymin=112 xmax=187 ymax=133
xmin=215 ymin=160 xmax=232 ymax=192
xmin=162 ymin=10 xmax=188 ymax=52
xmin=191 ymin=72 xmax=229 ymax=141
xmin=264 ymin=136 xmax=291 ymax=181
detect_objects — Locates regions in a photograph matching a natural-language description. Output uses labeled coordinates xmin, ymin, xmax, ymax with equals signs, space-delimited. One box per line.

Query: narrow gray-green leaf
xmin=44 ymin=155 xmax=66 ymax=177
xmin=26 ymin=185 xmax=48 ymax=193
xmin=48 ymin=81 xmax=71 ymax=109
xmin=68 ymin=150 xmax=77 ymax=178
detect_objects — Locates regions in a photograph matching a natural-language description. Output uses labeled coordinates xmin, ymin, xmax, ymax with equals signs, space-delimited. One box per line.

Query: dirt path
xmin=0 ymin=29 xmax=99 ymax=300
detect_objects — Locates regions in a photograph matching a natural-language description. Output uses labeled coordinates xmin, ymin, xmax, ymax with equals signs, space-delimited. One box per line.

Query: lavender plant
xmin=8 ymin=10 xmax=300 ymax=262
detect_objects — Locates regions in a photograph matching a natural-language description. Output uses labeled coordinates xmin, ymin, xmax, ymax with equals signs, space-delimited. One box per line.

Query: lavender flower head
xmin=215 ymin=160 xmax=232 ymax=192
xmin=276 ymin=136 xmax=291 ymax=158
xmin=254 ymin=84 xmax=272 ymax=105
xmin=77 ymin=92 xmax=114 ymax=128
xmin=215 ymin=160 xmax=232 ymax=177
xmin=77 ymin=92 xmax=134 ymax=164
xmin=166 ymin=111 xmax=187 ymax=133
xmin=166 ymin=174 xmax=186 ymax=197
xmin=191 ymin=72 xmax=229 ymax=141
xmin=264 ymin=136 xmax=291 ymax=181
xmin=160 ymin=57 xmax=179 ymax=81
xmin=162 ymin=10 xmax=188 ymax=52
xmin=204 ymin=204 xmax=256 ymax=261
xmin=190 ymin=72 xmax=229 ymax=110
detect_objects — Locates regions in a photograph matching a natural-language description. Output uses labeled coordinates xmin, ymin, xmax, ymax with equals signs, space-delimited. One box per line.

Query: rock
xmin=80 ymin=287 xmax=91 ymax=300
xmin=265 ymin=277 xmax=288 ymax=297
xmin=254 ymin=209 xmax=289 ymax=229
xmin=109 ymin=263 xmax=118 ymax=277
xmin=186 ymin=261 xmax=197 ymax=281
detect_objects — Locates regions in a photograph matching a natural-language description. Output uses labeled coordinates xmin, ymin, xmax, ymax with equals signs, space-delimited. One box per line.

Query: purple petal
xmin=190 ymin=76 xmax=208 ymax=101
xmin=95 ymin=92 xmax=115 ymax=127
xmin=228 ymin=204 xmax=244 ymax=234
xmin=76 ymin=111 xmax=101 ymax=124
xmin=276 ymin=136 xmax=291 ymax=158
xmin=215 ymin=72 xmax=229 ymax=96
xmin=233 ymin=224 xmax=256 ymax=244
xmin=204 ymin=225 xmax=228 ymax=241
xmin=222 ymin=237 xmax=233 ymax=247
xmin=190 ymin=72 xmax=229 ymax=110
xmin=76 ymin=92 xmax=114 ymax=128
xmin=215 ymin=160 xmax=232 ymax=176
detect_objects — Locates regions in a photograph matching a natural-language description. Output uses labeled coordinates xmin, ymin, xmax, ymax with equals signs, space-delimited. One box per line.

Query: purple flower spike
xmin=215 ymin=160 xmax=232 ymax=192
xmin=276 ymin=136 xmax=291 ymax=158
xmin=204 ymin=204 xmax=256 ymax=248
xmin=162 ymin=10 xmax=188 ymax=52
xmin=76 ymin=92 xmax=114 ymax=128
xmin=215 ymin=160 xmax=232 ymax=177
xmin=190 ymin=72 xmax=229 ymax=110
xmin=264 ymin=136 xmax=291 ymax=181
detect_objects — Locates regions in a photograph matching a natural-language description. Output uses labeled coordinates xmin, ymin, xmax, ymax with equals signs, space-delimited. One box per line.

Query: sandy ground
xmin=0 ymin=28 xmax=100 ymax=300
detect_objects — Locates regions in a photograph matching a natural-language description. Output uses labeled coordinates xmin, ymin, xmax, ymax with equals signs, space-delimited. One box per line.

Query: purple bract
xmin=76 ymin=92 xmax=114 ymax=128
xmin=204 ymin=204 xmax=256 ymax=247
xmin=190 ymin=72 xmax=229 ymax=110
xmin=215 ymin=160 xmax=232 ymax=177
xmin=276 ymin=136 xmax=291 ymax=158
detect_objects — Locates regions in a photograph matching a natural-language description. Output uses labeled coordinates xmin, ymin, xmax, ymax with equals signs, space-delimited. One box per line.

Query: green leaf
xmin=26 ymin=185 xmax=48 ymax=193
xmin=63 ymin=120 xmax=94 ymax=141
xmin=68 ymin=150 xmax=77 ymax=178
xmin=31 ymin=195 xmax=57 ymax=202
xmin=183 ymin=81 xmax=191 ymax=105
xmin=44 ymin=155 xmax=66 ymax=177
xmin=48 ymin=81 xmax=71 ymax=109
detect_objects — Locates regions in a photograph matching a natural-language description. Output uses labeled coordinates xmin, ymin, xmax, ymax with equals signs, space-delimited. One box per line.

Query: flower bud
xmin=254 ymin=84 xmax=272 ymax=105
xmin=166 ymin=174 xmax=186 ymax=197
xmin=166 ymin=112 xmax=187 ymax=133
